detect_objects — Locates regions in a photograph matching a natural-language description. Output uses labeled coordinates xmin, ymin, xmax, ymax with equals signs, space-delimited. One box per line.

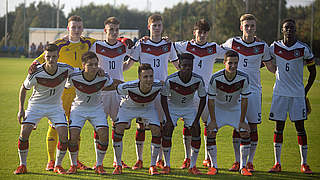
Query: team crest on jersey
xmin=253 ymin=47 xmax=260 ymax=54
xmin=236 ymin=46 xmax=241 ymax=50
xmin=146 ymin=47 xmax=151 ymax=51
xmin=162 ymin=45 xmax=169 ymax=52
xmin=117 ymin=48 xmax=123 ymax=54
xmin=207 ymin=47 xmax=214 ymax=54
xmin=278 ymin=50 xmax=282 ymax=54
xmin=294 ymin=50 xmax=300 ymax=57
xmin=191 ymin=48 xmax=196 ymax=52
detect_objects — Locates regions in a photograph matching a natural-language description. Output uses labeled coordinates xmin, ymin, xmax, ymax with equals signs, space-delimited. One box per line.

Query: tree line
xmin=0 ymin=0 xmax=319 ymax=57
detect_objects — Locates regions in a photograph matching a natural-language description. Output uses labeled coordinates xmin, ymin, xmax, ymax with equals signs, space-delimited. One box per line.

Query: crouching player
xmin=161 ymin=53 xmax=206 ymax=175
xmin=206 ymin=50 xmax=252 ymax=176
xmin=65 ymin=51 xmax=122 ymax=174
xmin=112 ymin=63 xmax=163 ymax=175
xmin=14 ymin=44 xmax=73 ymax=174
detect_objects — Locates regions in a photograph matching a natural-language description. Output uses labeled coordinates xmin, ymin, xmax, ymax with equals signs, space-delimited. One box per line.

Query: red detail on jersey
xmin=72 ymin=79 xmax=107 ymax=94
xmin=274 ymin=44 xmax=304 ymax=60
xmin=141 ymin=43 xmax=172 ymax=56
xmin=216 ymin=79 xmax=244 ymax=93
xmin=186 ymin=42 xmax=216 ymax=57
xmin=128 ymin=90 xmax=160 ymax=103
xmin=231 ymin=40 xmax=264 ymax=56
xmin=36 ymin=70 xmax=68 ymax=88
xmin=169 ymin=81 xmax=200 ymax=95
xmin=96 ymin=43 xmax=126 ymax=58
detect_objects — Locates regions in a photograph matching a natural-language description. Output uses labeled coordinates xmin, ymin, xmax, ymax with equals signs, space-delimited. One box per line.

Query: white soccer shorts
xmin=194 ymin=95 xmax=209 ymax=124
xmin=269 ymin=95 xmax=307 ymax=121
xmin=24 ymin=103 xmax=67 ymax=127
xmin=102 ymin=91 xmax=121 ymax=122
xmin=244 ymin=92 xmax=262 ymax=124
xmin=164 ymin=105 xmax=197 ymax=128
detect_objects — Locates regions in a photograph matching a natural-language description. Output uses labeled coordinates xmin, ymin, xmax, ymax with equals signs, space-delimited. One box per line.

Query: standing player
xmin=221 ymin=14 xmax=275 ymax=172
xmin=112 ymin=64 xmax=163 ymax=175
xmin=32 ymin=15 xmax=96 ymax=171
xmin=14 ymin=44 xmax=73 ymax=174
xmin=268 ymin=19 xmax=316 ymax=174
xmin=90 ymin=16 xmax=133 ymax=169
xmin=65 ymin=52 xmax=122 ymax=174
xmin=174 ymin=19 xmax=225 ymax=168
xmin=161 ymin=53 xmax=206 ymax=175
xmin=206 ymin=50 xmax=252 ymax=176
xmin=123 ymin=14 xmax=179 ymax=170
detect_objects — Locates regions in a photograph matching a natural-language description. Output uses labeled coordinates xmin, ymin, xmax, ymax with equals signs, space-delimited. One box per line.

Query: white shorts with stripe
xmin=69 ymin=105 xmax=108 ymax=130
xmin=102 ymin=91 xmax=121 ymax=122
xmin=269 ymin=95 xmax=307 ymax=121
xmin=245 ymin=91 xmax=262 ymax=124
xmin=23 ymin=103 xmax=67 ymax=127
xmin=164 ymin=105 xmax=197 ymax=128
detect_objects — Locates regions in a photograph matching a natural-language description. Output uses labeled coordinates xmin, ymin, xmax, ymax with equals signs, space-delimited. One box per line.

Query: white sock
xmin=162 ymin=147 xmax=171 ymax=167
xmin=248 ymin=141 xmax=257 ymax=163
xmin=240 ymin=144 xmax=250 ymax=169
xmin=151 ymin=143 xmax=161 ymax=166
xmin=18 ymin=149 xmax=28 ymax=166
xmin=190 ymin=146 xmax=200 ymax=168
xmin=68 ymin=151 xmax=78 ymax=166
xmin=300 ymin=145 xmax=307 ymax=165
xmin=183 ymin=135 xmax=191 ymax=159
xmin=135 ymin=141 xmax=144 ymax=161
xmin=233 ymin=138 xmax=241 ymax=163
xmin=55 ymin=149 xmax=67 ymax=166
xmin=274 ymin=142 xmax=282 ymax=165
xmin=96 ymin=149 xmax=106 ymax=166
xmin=113 ymin=141 xmax=123 ymax=166
xmin=204 ymin=135 xmax=209 ymax=160
xmin=207 ymin=145 xmax=217 ymax=168
xmin=157 ymin=146 xmax=163 ymax=161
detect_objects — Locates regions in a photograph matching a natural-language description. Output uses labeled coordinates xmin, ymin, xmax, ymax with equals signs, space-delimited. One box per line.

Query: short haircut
xmin=138 ymin=63 xmax=153 ymax=75
xmin=81 ymin=51 xmax=98 ymax=64
xmin=104 ymin=17 xmax=120 ymax=26
xmin=179 ymin=53 xmax=195 ymax=63
xmin=68 ymin=15 xmax=82 ymax=23
xmin=148 ymin=14 xmax=162 ymax=25
xmin=45 ymin=44 xmax=59 ymax=52
xmin=224 ymin=50 xmax=239 ymax=61
xmin=240 ymin=14 xmax=257 ymax=23
xmin=194 ymin=19 xmax=210 ymax=32
xmin=281 ymin=18 xmax=296 ymax=26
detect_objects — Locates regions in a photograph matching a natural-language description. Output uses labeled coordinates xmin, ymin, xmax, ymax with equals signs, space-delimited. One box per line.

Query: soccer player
xmin=161 ymin=53 xmax=206 ymax=175
xmin=268 ymin=19 xmax=316 ymax=174
xmin=174 ymin=18 xmax=225 ymax=168
xmin=221 ymin=14 xmax=276 ymax=172
xmin=207 ymin=50 xmax=252 ymax=176
xmin=90 ymin=16 xmax=133 ymax=169
xmin=31 ymin=15 xmax=96 ymax=171
xmin=14 ymin=44 xmax=73 ymax=175
xmin=123 ymin=14 xmax=179 ymax=170
xmin=65 ymin=51 xmax=122 ymax=175
xmin=112 ymin=63 xmax=163 ymax=175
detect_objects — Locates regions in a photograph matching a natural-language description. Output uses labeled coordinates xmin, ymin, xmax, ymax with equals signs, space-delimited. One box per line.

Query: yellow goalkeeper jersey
xmin=35 ymin=36 xmax=96 ymax=68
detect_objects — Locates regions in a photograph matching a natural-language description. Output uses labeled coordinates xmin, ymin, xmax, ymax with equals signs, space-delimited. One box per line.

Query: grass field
xmin=0 ymin=57 xmax=319 ymax=179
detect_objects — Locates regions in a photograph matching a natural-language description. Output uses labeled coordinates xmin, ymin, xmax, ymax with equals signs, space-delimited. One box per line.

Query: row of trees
xmin=0 ymin=0 xmax=319 ymax=57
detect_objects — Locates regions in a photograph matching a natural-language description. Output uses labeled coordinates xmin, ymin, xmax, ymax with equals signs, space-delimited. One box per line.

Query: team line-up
xmin=14 ymin=13 xmax=316 ymax=176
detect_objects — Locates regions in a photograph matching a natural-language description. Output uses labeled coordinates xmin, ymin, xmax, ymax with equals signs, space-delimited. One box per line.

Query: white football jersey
xmin=208 ymin=69 xmax=251 ymax=111
xmin=174 ymin=41 xmax=225 ymax=87
xmin=222 ymin=37 xmax=271 ymax=92
xmin=66 ymin=71 xmax=113 ymax=107
xmin=270 ymin=40 xmax=314 ymax=97
xmin=90 ymin=40 xmax=132 ymax=81
xmin=161 ymin=72 xmax=206 ymax=107
xmin=117 ymin=79 xmax=163 ymax=108
xmin=131 ymin=39 xmax=178 ymax=81
xmin=23 ymin=63 xmax=74 ymax=105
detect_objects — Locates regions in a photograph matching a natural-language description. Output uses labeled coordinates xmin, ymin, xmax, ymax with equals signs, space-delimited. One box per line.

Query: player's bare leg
xmin=112 ymin=123 xmax=126 ymax=175
xmin=295 ymin=120 xmax=312 ymax=174
xmin=247 ymin=123 xmax=258 ymax=172
xmin=149 ymin=124 xmax=161 ymax=175
xmin=269 ymin=121 xmax=284 ymax=173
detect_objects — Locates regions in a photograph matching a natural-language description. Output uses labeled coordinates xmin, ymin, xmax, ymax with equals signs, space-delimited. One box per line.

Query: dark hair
xmin=281 ymin=18 xmax=296 ymax=26
xmin=104 ymin=17 xmax=120 ymax=26
xmin=138 ymin=63 xmax=153 ymax=75
xmin=178 ymin=53 xmax=195 ymax=63
xmin=81 ymin=51 xmax=98 ymax=64
xmin=224 ymin=50 xmax=239 ymax=61
xmin=68 ymin=15 xmax=82 ymax=23
xmin=45 ymin=43 xmax=59 ymax=52
xmin=194 ymin=19 xmax=210 ymax=32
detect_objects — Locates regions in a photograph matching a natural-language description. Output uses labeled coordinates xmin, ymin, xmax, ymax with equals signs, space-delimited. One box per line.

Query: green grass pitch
xmin=0 ymin=57 xmax=319 ymax=179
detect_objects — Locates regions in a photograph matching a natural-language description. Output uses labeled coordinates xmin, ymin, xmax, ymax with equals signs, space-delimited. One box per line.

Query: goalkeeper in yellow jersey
xmin=31 ymin=15 xmax=96 ymax=171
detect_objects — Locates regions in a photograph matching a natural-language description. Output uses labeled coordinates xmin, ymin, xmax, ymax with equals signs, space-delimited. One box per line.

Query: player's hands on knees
xmin=207 ymin=121 xmax=218 ymax=133
xmin=17 ymin=110 xmax=25 ymax=124
xmin=28 ymin=61 xmax=40 ymax=74
xmin=164 ymin=119 xmax=174 ymax=129
xmin=239 ymin=122 xmax=250 ymax=132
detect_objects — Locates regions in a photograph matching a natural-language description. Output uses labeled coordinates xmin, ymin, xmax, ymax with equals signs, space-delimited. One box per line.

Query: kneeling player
xmin=206 ymin=50 xmax=252 ymax=176
xmin=112 ymin=64 xmax=162 ymax=175
xmin=14 ymin=44 xmax=73 ymax=174
xmin=66 ymin=52 xmax=121 ymax=174
xmin=161 ymin=53 xmax=206 ymax=175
